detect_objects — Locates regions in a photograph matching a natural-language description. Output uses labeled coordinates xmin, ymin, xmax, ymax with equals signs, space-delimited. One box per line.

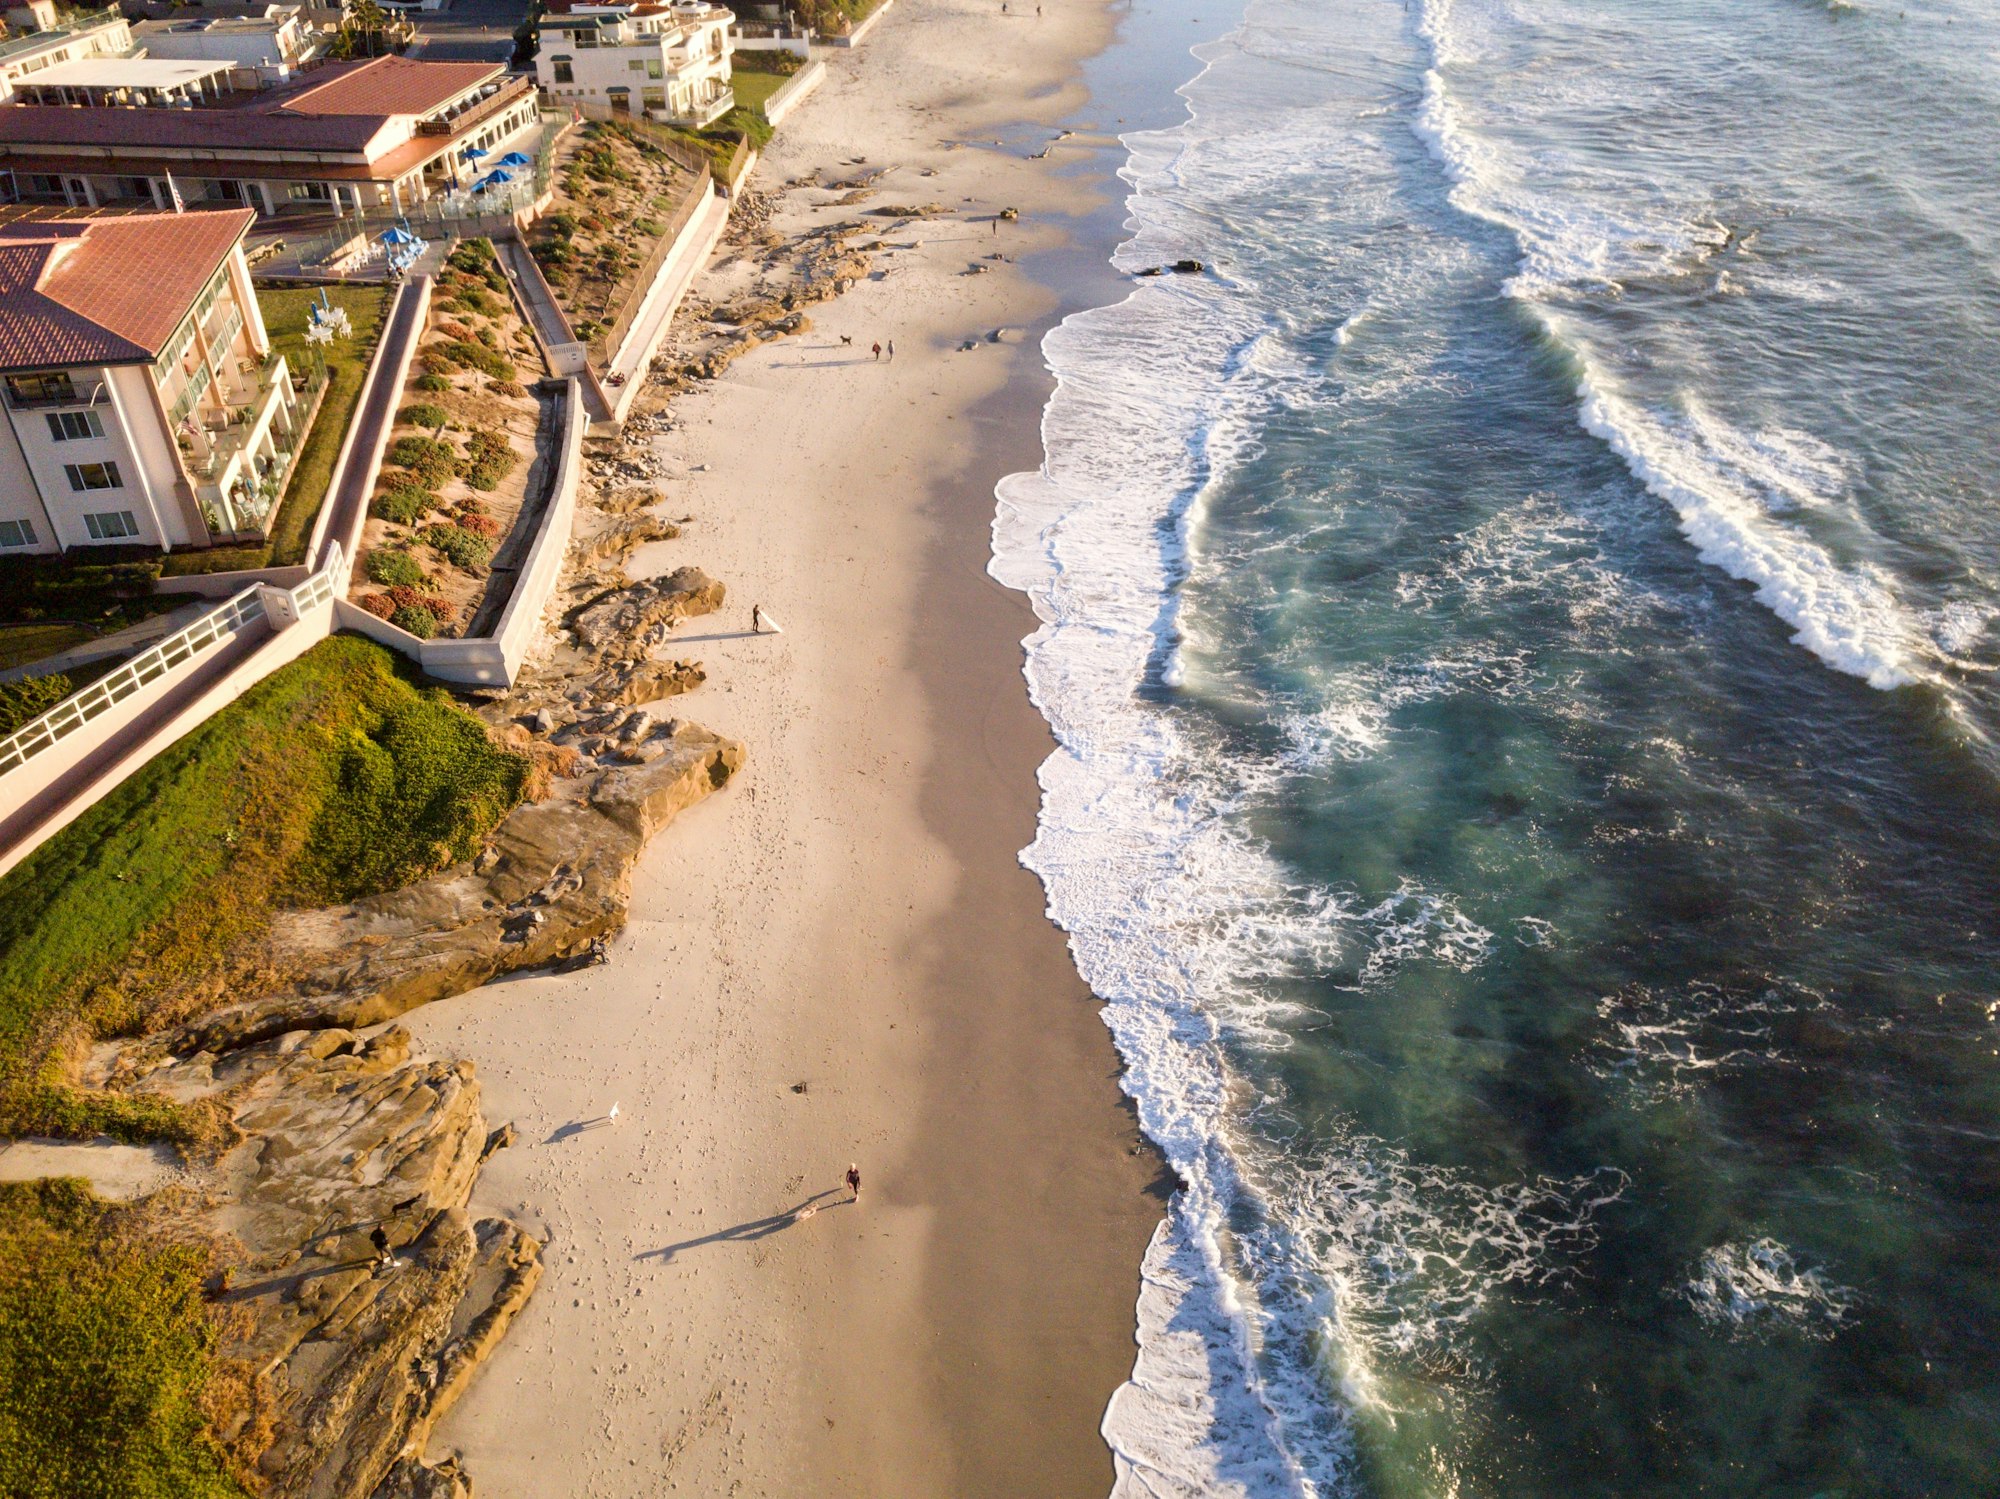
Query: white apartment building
xmin=534 ymin=0 xmax=735 ymax=129
xmin=0 ymin=209 xmax=309 ymax=555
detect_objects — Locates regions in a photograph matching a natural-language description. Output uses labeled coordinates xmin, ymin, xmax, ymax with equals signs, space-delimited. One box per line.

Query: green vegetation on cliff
xmin=0 ymin=1179 xmax=249 ymax=1499
xmin=0 ymin=635 xmax=530 ymax=1142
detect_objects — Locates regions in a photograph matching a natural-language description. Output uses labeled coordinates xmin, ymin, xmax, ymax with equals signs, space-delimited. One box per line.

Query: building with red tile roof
xmin=0 ymin=208 xmax=311 ymax=555
xmin=0 ymin=55 xmax=539 ymax=220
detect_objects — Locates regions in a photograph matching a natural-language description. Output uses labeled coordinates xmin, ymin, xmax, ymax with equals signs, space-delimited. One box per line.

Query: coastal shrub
xmin=0 ymin=672 xmax=71 ymax=737
xmin=446 ymin=238 xmax=508 ymax=294
xmin=413 ymin=373 xmax=452 ymax=394
xmin=545 ymin=211 xmax=578 ymax=240
xmin=387 ymin=436 xmax=460 ymax=491
xmin=435 ymin=320 xmax=474 ymax=343
xmin=388 ymin=604 xmax=437 ymax=639
xmin=440 ymin=341 xmax=516 ymax=382
xmin=381 ymin=585 xmax=453 ymax=620
xmin=0 ymin=636 xmax=530 ymax=1140
xmin=420 ymin=524 xmax=495 ymax=571
xmin=397 ymin=403 xmax=452 ymax=431
xmin=356 ymin=592 xmax=396 ymax=620
xmin=489 ymin=378 xmax=527 ymax=398
xmin=0 ymin=1180 xmax=248 ymax=1499
xmin=458 ymin=513 xmax=501 ymax=538
xmin=363 ymin=549 xmax=427 ymax=589
xmin=419 ymin=349 xmax=459 ymax=378
xmin=634 ymin=217 xmax=663 ymax=238
xmin=463 ymin=432 xmax=515 ymax=492
xmin=371 ymin=486 xmax=440 ymax=526
xmin=293 ymin=682 xmax=528 ymax=901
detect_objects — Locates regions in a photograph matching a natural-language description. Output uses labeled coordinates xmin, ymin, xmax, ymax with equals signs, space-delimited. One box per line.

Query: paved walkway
xmin=316 ymin=276 xmax=429 ymax=572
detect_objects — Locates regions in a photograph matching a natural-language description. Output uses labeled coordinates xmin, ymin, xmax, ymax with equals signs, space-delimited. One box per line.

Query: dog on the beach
xmin=839 ymin=335 xmax=853 ymax=346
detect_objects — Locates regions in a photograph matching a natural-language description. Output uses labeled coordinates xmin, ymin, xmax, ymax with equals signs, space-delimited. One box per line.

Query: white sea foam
xmin=1683 ymin=1239 xmax=1858 ymax=1339
xmin=1410 ymin=0 xmax=1941 ymax=693
xmin=993 ymin=17 xmax=1635 ymax=1490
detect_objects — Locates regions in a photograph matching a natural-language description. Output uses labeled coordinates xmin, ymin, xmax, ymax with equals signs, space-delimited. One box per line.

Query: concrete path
xmin=315 ymin=276 xmax=429 ymax=573
xmin=0 ymin=601 xmax=213 ymax=686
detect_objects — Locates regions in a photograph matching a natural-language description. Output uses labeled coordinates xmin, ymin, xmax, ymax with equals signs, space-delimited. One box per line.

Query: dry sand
xmin=402 ymin=2 xmax=1165 ymax=1494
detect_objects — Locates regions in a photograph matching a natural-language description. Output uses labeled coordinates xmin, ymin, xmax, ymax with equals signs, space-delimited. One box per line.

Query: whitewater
xmin=998 ymin=0 xmax=2000 ymax=1493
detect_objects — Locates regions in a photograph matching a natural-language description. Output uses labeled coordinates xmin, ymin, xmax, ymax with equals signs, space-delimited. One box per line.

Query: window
xmin=82 ymin=509 xmax=138 ymax=540
xmin=0 ymin=518 xmax=36 ymax=547
xmin=46 ymin=410 xmax=102 ymax=442
xmin=642 ymin=87 xmax=665 ymax=109
xmin=6 ymin=371 xmax=74 ymax=406
xmin=574 ymin=28 xmax=598 ymax=47
xmin=551 ymin=56 xmax=573 ymax=83
xmin=645 ymin=58 xmax=663 ymax=79
xmin=65 ymin=461 xmax=121 ymax=492
xmin=628 ymin=58 xmax=645 ymax=71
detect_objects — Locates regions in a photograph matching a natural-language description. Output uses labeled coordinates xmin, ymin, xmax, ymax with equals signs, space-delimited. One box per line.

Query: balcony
xmin=184 ymin=354 xmax=323 ymax=535
xmin=652 ymin=85 xmax=733 ymax=128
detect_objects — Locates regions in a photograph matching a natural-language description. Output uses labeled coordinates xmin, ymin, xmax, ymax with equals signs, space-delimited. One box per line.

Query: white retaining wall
xmin=761 ymin=60 xmax=826 ymax=128
xmin=333 ymin=378 xmax=587 ymax=687
xmin=826 ymin=0 xmax=895 ymax=47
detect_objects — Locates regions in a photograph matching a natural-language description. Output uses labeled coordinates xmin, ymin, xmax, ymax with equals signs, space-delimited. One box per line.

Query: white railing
xmin=0 ymin=585 xmax=268 ymax=777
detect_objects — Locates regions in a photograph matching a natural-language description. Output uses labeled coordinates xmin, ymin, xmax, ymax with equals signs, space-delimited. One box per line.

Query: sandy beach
xmin=402 ymin=2 xmax=1164 ymax=1493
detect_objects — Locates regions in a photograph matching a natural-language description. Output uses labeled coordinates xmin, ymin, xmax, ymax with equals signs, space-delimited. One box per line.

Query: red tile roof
xmin=0 ymin=207 xmax=253 ymax=372
xmin=277 ymin=56 xmax=501 ymax=119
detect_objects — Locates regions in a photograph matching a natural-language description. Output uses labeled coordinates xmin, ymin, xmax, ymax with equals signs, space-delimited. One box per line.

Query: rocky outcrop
xmin=578 ymin=512 xmax=681 ymax=566
xmin=570 ymin=566 xmax=725 ymax=655
xmin=86 ymin=1021 xmax=542 ymax=1499
xmin=83 ymin=720 xmax=743 ymax=1497
xmin=124 ymin=724 xmax=744 ymax=1062
xmin=588 ymin=655 xmax=705 ymax=706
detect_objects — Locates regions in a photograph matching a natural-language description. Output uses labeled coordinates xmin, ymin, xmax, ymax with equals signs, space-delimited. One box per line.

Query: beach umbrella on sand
xmin=495 ymin=150 xmax=531 ymax=168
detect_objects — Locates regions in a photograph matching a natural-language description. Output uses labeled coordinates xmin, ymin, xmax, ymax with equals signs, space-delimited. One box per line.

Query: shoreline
xmin=403 ymin=1 xmax=1171 ymax=1492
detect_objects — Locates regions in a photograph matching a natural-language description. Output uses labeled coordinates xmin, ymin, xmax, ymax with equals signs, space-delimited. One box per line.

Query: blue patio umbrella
xmin=495 ymin=151 xmax=531 ymax=168
xmin=461 ymin=145 xmax=489 ymax=161
xmin=379 ymin=225 xmax=417 ymax=245
xmin=476 ymin=169 xmax=515 ymax=187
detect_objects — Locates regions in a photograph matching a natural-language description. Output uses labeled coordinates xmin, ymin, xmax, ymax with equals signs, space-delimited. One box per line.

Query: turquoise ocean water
xmin=995 ymin=0 xmax=2000 ymax=1492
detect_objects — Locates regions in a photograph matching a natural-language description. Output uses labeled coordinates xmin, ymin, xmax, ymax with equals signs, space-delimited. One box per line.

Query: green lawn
xmin=0 ymin=635 xmax=530 ymax=1142
xmin=259 ymin=286 xmax=389 ymax=568
xmin=730 ymin=70 xmax=785 ymax=118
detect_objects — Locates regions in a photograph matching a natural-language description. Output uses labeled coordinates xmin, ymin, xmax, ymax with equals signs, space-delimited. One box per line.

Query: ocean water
xmin=993 ymin=0 xmax=2000 ymax=1493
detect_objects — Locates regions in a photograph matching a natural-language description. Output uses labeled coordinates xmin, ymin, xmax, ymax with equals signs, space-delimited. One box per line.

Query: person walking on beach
xmin=370 ymin=1226 xmax=392 ymax=1268
xmin=846 ymin=1163 xmax=862 ymax=1201
xmin=871 ymin=340 xmax=882 ymax=361
xmin=752 ymin=603 xmax=764 ymax=633
xmin=887 ymin=339 xmax=896 ymax=362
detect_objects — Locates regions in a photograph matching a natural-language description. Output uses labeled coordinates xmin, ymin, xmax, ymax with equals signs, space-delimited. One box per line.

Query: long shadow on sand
xmin=637 ymin=1190 xmax=851 ymax=1263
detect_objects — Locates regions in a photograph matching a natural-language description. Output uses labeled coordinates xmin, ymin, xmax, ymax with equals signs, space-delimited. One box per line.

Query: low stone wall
xmin=159 ymin=564 xmax=314 ymax=599
xmin=762 ymin=60 xmax=827 ymax=128
xmin=332 ymin=379 xmax=588 ymax=688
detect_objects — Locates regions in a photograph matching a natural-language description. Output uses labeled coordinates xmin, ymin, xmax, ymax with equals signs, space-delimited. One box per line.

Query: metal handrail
xmin=0 ymin=585 xmax=266 ymax=777
xmin=0 ymin=557 xmax=342 ymax=780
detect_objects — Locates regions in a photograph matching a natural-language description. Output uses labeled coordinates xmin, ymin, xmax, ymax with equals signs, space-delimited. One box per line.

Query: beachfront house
xmin=534 ymin=0 xmax=736 ymax=128
xmin=0 ymin=208 xmax=310 ymax=554
xmin=0 ymin=6 xmax=134 ymax=103
xmin=129 ymin=13 xmax=328 ymax=89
